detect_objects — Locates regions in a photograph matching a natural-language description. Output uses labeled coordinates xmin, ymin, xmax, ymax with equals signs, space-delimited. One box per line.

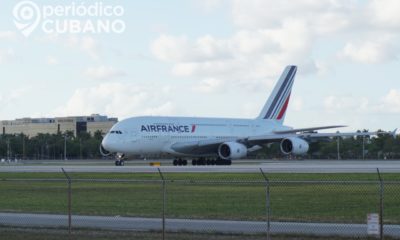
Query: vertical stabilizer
xmin=257 ymin=65 xmax=297 ymax=124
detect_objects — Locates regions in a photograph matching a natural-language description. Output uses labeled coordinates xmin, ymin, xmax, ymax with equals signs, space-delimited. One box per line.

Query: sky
xmin=0 ymin=0 xmax=399 ymax=131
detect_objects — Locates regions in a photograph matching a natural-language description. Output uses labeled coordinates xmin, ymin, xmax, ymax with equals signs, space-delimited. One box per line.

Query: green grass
xmin=0 ymin=172 xmax=399 ymax=224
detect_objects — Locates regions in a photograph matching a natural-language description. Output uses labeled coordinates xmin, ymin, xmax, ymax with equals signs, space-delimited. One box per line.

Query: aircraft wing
xmin=272 ymin=125 xmax=346 ymax=134
xmin=247 ymin=130 xmax=385 ymax=145
xmin=170 ymin=130 xmax=390 ymax=155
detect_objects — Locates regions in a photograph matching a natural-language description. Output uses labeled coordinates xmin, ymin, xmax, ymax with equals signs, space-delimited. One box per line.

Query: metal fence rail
xmin=0 ymin=168 xmax=399 ymax=240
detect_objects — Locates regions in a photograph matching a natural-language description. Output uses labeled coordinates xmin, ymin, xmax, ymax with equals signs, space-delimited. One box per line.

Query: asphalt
xmin=0 ymin=213 xmax=399 ymax=237
xmin=0 ymin=160 xmax=400 ymax=173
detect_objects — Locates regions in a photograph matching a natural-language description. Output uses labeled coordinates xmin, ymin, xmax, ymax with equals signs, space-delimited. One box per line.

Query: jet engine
xmin=218 ymin=142 xmax=247 ymax=160
xmin=280 ymin=137 xmax=309 ymax=155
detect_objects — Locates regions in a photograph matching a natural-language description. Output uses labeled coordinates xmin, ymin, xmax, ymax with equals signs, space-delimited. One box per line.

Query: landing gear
xmin=114 ymin=153 xmax=125 ymax=166
xmin=189 ymin=158 xmax=231 ymax=166
xmin=115 ymin=160 xmax=125 ymax=166
xmin=216 ymin=159 xmax=231 ymax=165
xmin=173 ymin=158 xmax=188 ymax=166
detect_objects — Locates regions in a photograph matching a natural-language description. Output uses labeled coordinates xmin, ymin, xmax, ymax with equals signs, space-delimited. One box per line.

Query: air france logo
xmin=141 ymin=124 xmax=196 ymax=133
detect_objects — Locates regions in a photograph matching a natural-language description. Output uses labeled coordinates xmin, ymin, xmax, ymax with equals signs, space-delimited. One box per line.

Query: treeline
xmin=0 ymin=131 xmax=399 ymax=160
xmin=0 ymin=131 xmax=104 ymax=160
xmin=257 ymin=131 xmax=400 ymax=160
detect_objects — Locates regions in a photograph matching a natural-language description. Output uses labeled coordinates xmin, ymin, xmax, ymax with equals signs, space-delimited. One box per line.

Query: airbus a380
xmin=101 ymin=65 xmax=389 ymax=166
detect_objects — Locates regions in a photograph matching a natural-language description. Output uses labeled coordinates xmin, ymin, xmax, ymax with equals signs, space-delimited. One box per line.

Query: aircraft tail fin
xmin=257 ymin=65 xmax=297 ymax=124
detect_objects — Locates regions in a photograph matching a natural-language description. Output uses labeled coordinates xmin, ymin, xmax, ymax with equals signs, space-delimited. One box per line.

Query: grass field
xmin=0 ymin=172 xmax=399 ymax=224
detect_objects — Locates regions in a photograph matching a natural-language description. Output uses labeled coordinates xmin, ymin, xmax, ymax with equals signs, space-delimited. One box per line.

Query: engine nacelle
xmin=218 ymin=142 xmax=247 ymax=160
xmin=280 ymin=137 xmax=309 ymax=155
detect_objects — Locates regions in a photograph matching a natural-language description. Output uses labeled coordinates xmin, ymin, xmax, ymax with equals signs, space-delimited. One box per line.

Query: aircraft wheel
xmin=120 ymin=160 xmax=125 ymax=166
xmin=206 ymin=159 xmax=211 ymax=165
xmin=192 ymin=159 xmax=197 ymax=166
xmin=115 ymin=160 xmax=120 ymax=166
xmin=183 ymin=160 xmax=188 ymax=166
xmin=173 ymin=159 xmax=178 ymax=166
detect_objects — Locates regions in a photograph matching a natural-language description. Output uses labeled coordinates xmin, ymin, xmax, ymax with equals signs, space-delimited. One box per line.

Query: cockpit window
xmin=110 ymin=130 xmax=122 ymax=134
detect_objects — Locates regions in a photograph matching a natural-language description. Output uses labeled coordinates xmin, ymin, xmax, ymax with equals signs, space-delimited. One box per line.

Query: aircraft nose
xmin=102 ymin=135 xmax=111 ymax=150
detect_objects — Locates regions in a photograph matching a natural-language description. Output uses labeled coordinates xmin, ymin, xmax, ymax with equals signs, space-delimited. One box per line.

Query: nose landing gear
xmin=115 ymin=153 xmax=125 ymax=166
xmin=115 ymin=160 xmax=125 ymax=166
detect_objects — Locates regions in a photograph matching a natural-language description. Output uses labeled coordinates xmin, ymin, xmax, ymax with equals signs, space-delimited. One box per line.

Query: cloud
xmin=323 ymin=89 xmax=400 ymax=114
xmin=0 ymin=31 xmax=17 ymax=40
xmin=65 ymin=36 xmax=101 ymax=60
xmin=0 ymin=48 xmax=15 ymax=64
xmin=54 ymin=83 xmax=175 ymax=119
xmin=338 ymin=38 xmax=397 ymax=63
xmin=379 ymin=89 xmax=400 ymax=113
xmin=151 ymin=0 xmax=400 ymax=83
xmin=368 ymin=0 xmax=400 ymax=28
xmin=151 ymin=19 xmax=317 ymax=92
xmin=194 ymin=0 xmax=226 ymax=12
xmin=0 ymin=88 xmax=29 ymax=106
xmin=193 ymin=78 xmax=224 ymax=93
xmin=324 ymin=95 xmax=369 ymax=113
xmin=35 ymin=34 xmax=102 ymax=60
xmin=231 ymin=0 xmax=356 ymax=34
xmin=84 ymin=66 xmax=126 ymax=80
xmin=46 ymin=56 xmax=59 ymax=65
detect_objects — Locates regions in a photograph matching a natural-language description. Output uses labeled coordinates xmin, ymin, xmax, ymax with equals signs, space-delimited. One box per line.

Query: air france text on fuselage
xmin=141 ymin=124 xmax=195 ymax=133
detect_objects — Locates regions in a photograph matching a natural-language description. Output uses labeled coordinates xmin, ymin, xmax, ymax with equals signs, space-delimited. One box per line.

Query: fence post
xmin=61 ymin=168 xmax=72 ymax=239
xmin=158 ymin=168 xmax=166 ymax=240
xmin=377 ymin=168 xmax=384 ymax=240
xmin=260 ymin=168 xmax=271 ymax=240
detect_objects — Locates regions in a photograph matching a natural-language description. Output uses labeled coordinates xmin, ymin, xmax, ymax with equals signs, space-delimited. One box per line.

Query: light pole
xmin=79 ymin=138 xmax=82 ymax=159
xmin=336 ymin=136 xmax=340 ymax=160
xmin=362 ymin=135 xmax=365 ymax=160
xmin=7 ymin=139 xmax=10 ymax=160
xmin=64 ymin=135 xmax=67 ymax=161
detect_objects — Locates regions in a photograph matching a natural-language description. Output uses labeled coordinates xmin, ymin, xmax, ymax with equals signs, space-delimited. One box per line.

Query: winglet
xmin=391 ymin=128 xmax=398 ymax=138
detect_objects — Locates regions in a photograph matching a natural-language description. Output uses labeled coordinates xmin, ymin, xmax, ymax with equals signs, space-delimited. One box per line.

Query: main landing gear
xmin=173 ymin=158 xmax=188 ymax=166
xmin=173 ymin=157 xmax=232 ymax=166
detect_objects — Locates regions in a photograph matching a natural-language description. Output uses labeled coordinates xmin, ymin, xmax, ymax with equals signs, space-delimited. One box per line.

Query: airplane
xmin=100 ymin=65 xmax=389 ymax=166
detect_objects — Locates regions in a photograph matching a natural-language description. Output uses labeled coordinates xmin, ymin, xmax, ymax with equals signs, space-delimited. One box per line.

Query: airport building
xmin=0 ymin=114 xmax=118 ymax=137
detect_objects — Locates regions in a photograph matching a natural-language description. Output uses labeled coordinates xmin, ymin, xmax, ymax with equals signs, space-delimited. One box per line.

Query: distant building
xmin=0 ymin=114 xmax=118 ymax=137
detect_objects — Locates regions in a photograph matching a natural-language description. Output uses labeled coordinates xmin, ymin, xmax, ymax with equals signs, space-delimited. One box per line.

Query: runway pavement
xmin=0 ymin=212 xmax=399 ymax=237
xmin=0 ymin=160 xmax=400 ymax=173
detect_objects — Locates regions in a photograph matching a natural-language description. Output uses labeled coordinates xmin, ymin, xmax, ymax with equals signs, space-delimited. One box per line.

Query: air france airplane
xmin=100 ymin=65 xmax=384 ymax=166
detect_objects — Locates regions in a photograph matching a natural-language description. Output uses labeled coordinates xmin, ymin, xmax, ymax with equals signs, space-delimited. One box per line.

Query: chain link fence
xmin=0 ymin=169 xmax=399 ymax=240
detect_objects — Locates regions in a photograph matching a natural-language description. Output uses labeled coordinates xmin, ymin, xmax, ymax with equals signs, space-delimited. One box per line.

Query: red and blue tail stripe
xmin=257 ymin=65 xmax=297 ymax=122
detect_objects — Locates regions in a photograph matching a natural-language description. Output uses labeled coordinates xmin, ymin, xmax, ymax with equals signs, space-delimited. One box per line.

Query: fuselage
xmin=101 ymin=116 xmax=291 ymax=157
